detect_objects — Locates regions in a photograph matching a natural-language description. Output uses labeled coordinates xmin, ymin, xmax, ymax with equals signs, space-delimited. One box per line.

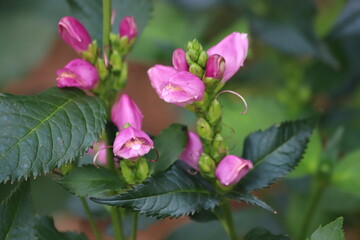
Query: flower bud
xmin=189 ymin=63 xmax=204 ymax=78
xmin=197 ymin=118 xmax=214 ymax=141
xmin=113 ymin=126 xmax=153 ymax=159
xmin=96 ymin=58 xmax=108 ymax=80
xmin=215 ymin=155 xmax=253 ymax=186
xmin=111 ymin=94 xmax=143 ymax=130
xmin=119 ymin=16 xmax=138 ymax=42
xmin=205 ymin=54 xmax=226 ymax=80
xmin=198 ymin=51 xmax=208 ymax=68
xmin=81 ymin=40 xmax=98 ymax=63
xmin=199 ymin=153 xmax=216 ymax=179
xmin=172 ymin=48 xmax=188 ymax=71
xmin=113 ymin=62 xmax=128 ymax=90
xmin=206 ymin=99 xmax=221 ymax=127
xmin=179 ymin=132 xmax=203 ymax=170
xmin=211 ymin=134 xmax=228 ymax=162
xmin=110 ymin=51 xmax=123 ymax=72
xmin=120 ymin=160 xmax=137 ymax=184
xmin=135 ymin=157 xmax=149 ymax=182
xmin=186 ymin=49 xmax=199 ymax=63
xmin=58 ymin=16 xmax=92 ymax=54
xmin=56 ymin=59 xmax=99 ymax=90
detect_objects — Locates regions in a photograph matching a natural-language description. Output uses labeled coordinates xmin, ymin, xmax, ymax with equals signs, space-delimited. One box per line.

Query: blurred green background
xmin=1 ymin=0 xmax=359 ymax=239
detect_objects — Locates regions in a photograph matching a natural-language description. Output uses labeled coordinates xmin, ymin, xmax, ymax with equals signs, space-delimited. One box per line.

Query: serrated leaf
xmin=56 ymin=165 xmax=125 ymax=197
xmin=0 ymin=182 xmax=37 ymax=240
xmin=91 ymin=163 xmax=219 ymax=218
xmin=148 ymin=123 xmax=188 ymax=174
xmin=35 ymin=216 xmax=88 ymax=240
xmin=237 ymin=118 xmax=314 ymax=192
xmin=227 ymin=192 xmax=276 ymax=213
xmin=0 ymin=87 xmax=106 ymax=183
xmin=309 ymin=217 xmax=345 ymax=240
xmin=66 ymin=0 xmax=152 ymax=43
xmin=244 ymin=227 xmax=290 ymax=240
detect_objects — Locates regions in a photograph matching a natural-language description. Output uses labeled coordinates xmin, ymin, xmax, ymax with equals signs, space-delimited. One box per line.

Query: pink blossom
xmin=119 ymin=16 xmax=138 ymax=42
xmin=179 ymin=132 xmax=203 ymax=170
xmin=111 ymin=94 xmax=143 ymax=130
xmin=172 ymin=48 xmax=189 ymax=71
xmin=215 ymin=155 xmax=253 ymax=186
xmin=56 ymin=59 xmax=99 ymax=90
xmin=205 ymin=54 xmax=226 ymax=79
xmin=58 ymin=16 xmax=92 ymax=54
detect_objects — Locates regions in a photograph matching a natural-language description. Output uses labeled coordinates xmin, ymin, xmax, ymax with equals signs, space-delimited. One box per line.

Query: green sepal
xmin=206 ymin=99 xmax=222 ymax=127
xmin=120 ymin=160 xmax=137 ymax=185
xmin=81 ymin=40 xmax=98 ymax=64
xmin=135 ymin=157 xmax=149 ymax=183
xmin=189 ymin=63 xmax=204 ymax=78
xmin=198 ymin=51 xmax=208 ymax=67
xmin=215 ymin=179 xmax=233 ymax=193
xmin=197 ymin=118 xmax=214 ymax=142
xmin=186 ymin=49 xmax=199 ymax=63
xmin=96 ymin=58 xmax=108 ymax=80
xmin=110 ymin=51 xmax=123 ymax=72
xmin=199 ymin=153 xmax=216 ymax=179
xmin=211 ymin=134 xmax=228 ymax=162
xmin=204 ymin=77 xmax=221 ymax=93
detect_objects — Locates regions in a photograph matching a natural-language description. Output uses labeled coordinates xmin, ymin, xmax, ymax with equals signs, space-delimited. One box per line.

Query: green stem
xmin=215 ymin=200 xmax=237 ymax=240
xmin=80 ymin=197 xmax=101 ymax=240
xmin=131 ymin=213 xmax=138 ymax=240
xmin=298 ymin=178 xmax=327 ymax=240
xmin=103 ymin=0 xmax=111 ymax=57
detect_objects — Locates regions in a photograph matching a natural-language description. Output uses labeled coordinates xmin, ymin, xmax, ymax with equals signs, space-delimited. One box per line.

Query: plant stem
xmin=215 ymin=200 xmax=237 ymax=240
xmin=298 ymin=178 xmax=327 ymax=240
xmin=131 ymin=213 xmax=138 ymax=240
xmin=80 ymin=197 xmax=101 ymax=240
xmin=103 ymin=0 xmax=111 ymax=58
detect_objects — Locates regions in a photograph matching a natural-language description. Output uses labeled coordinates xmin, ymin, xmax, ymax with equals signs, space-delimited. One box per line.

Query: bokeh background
xmin=1 ymin=0 xmax=360 ymax=239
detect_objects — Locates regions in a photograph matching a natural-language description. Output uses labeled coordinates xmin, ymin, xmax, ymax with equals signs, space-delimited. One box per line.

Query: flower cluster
xmin=148 ymin=33 xmax=253 ymax=188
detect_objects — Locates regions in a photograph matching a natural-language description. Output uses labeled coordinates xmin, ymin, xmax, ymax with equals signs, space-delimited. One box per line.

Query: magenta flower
xmin=113 ymin=126 xmax=154 ymax=159
xmin=207 ymin=32 xmax=248 ymax=82
xmin=147 ymin=65 xmax=205 ymax=107
xmin=172 ymin=48 xmax=189 ymax=71
xmin=215 ymin=155 xmax=253 ymax=186
xmin=119 ymin=16 xmax=138 ymax=42
xmin=56 ymin=59 xmax=99 ymax=90
xmin=58 ymin=16 xmax=92 ymax=54
xmin=205 ymin=54 xmax=226 ymax=79
xmin=179 ymin=131 xmax=203 ymax=170
xmin=111 ymin=94 xmax=143 ymax=130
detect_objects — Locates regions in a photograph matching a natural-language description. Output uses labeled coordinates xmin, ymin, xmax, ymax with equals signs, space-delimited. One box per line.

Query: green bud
xmin=206 ymin=99 xmax=222 ymax=127
xmin=82 ymin=40 xmax=98 ymax=63
xmin=187 ymin=49 xmax=199 ymax=62
xmin=96 ymin=58 xmax=108 ymax=80
xmin=203 ymin=77 xmax=221 ymax=93
xmin=120 ymin=36 xmax=130 ymax=53
xmin=190 ymin=39 xmax=203 ymax=52
xmin=215 ymin=179 xmax=233 ymax=193
xmin=114 ymin=62 xmax=128 ymax=90
xmin=120 ymin=160 xmax=137 ymax=185
xmin=198 ymin=51 xmax=208 ymax=68
xmin=189 ymin=63 xmax=204 ymax=78
xmin=212 ymin=134 xmax=228 ymax=162
xmin=193 ymin=92 xmax=210 ymax=113
xmin=135 ymin=157 xmax=149 ymax=183
xmin=110 ymin=51 xmax=123 ymax=72
xmin=197 ymin=118 xmax=214 ymax=141
xmin=110 ymin=33 xmax=121 ymax=50
xmin=199 ymin=153 xmax=216 ymax=179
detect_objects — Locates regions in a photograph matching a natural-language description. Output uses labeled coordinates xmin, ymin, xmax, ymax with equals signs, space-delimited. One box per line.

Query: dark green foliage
xmin=244 ymin=227 xmax=290 ymax=240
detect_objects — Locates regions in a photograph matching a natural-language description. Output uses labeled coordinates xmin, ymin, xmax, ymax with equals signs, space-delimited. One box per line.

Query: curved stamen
xmin=187 ymin=168 xmax=199 ymax=175
xmin=93 ymin=146 xmax=113 ymax=168
xmin=215 ymin=90 xmax=248 ymax=114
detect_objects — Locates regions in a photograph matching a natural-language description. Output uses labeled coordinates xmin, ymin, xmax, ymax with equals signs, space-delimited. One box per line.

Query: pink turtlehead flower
xmin=56 ymin=59 xmax=99 ymax=90
xmin=215 ymin=155 xmax=253 ymax=186
xmin=179 ymin=132 xmax=203 ymax=170
xmin=111 ymin=94 xmax=143 ymax=130
xmin=205 ymin=54 xmax=226 ymax=79
xmin=207 ymin=32 xmax=248 ymax=82
xmin=119 ymin=16 xmax=138 ymax=42
xmin=172 ymin=48 xmax=189 ymax=71
xmin=113 ymin=126 xmax=153 ymax=160
xmin=58 ymin=16 xmax=92 ymax=54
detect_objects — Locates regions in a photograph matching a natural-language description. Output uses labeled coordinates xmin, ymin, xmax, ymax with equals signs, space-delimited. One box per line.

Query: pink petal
xmin=172 ymin=48 xmax=188 ymax=71
xmin=111 ymin=94 xmax=143 ymax=130
xmin=215 ymin=155 xmax=253 ymax=186
xmin=179 ymin=131 xmax=203 ymax=170
xmin=147 ymin=65 xmax=177 ymax=97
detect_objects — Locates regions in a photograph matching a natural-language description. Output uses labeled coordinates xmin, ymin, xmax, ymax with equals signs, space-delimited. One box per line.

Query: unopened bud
xmin=120 ymin=160 xmax=137 ymax=184
xmin=187 ymin=49 xmax=199 ymax=63
xmin=110 ymin=33 xmax=122 ymax=52
xmin=110 ymin=51 xmax=123 ymax=72
xmin=172 ymin=48 xmax=188 ymax=71
xmin=96 ymin=58 xmax=108 ymax=80
xmin=135 ymin=157 xmax=149 ymax=182
xmin=197 ymin=118 xmax=214 ymax=141
xmin=119 ymin=16 xmax=138 ymax=43
xmin=215 ymin=155 xmax=253 ymax=186
xmin=212 ymin=134 xmax=228 ymax=162
xmin=189 ymin=63 xmax=204 ymax=78
xmin=111 ymin=94 xmax=143 ymax=130
xmin=113 ymin=61 xmax=128 ymax=90
xmin=199 ymin=153 xmax=216 ymax=179
xmin=81 ymin=40 xmax=98 ymax=63
xmin=198 ymin=51 xmax=208 ymax=68
xmin=206 ymin=99 xmax=221 ymax=127
xmin=205 ymin=54 xmax=226 ymax=80
xmin=188 ymin=39 xmax=203 ymax=52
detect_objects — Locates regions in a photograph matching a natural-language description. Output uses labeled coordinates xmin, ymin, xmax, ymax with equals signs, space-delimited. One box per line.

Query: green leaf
xmin=244 ymin=227 xmax=290 ymax=240
xmin=35 ymin=216 xmax=88 ymax=240
xmin=309 ymin=217 xmax=345 ymax=240
xmin=227 ymin=192 xmax=276 ymax=213
xmin=91 ymin=163 xmax=219 ymax=218
xmin=0 ymin=87 xmax=106 ymax=183
xmin=66 ymin=0 xmax=152 ymax=42
xmin=148 ymin=124 xmax=188 ymax=174
xmin=0 ymin=182 xmax=37 ymax=240
xmin=237 ymin=118 xmax=314 ymax=192
xmin=56 ymin=165 xmax=125 ymax=197
xmin=332 ymin=150 xmax=360 ymax=198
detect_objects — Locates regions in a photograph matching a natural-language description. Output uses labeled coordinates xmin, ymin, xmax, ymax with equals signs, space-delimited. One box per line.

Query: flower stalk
xmin=80 ymin=197 xmax=101 ymax=240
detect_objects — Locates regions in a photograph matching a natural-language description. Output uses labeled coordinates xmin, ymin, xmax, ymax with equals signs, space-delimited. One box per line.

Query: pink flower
xmin=205 ymin=54 xmax=226 ymax=79
xmin=56 ymin=59 xmax=99 ymax=90
xmin=111 ymin=94 xmax=143 ymax=130
xmin=113 ymin=126 xmax=153 ymax=159
xmin=179 ymin=132 xmax=203 ymax=170
xmin=207 ymin=32 xmax=248 ymax=82
xmin=147 ymin=65 xmax=205 ymax=107
xmin=215 ymin=155 xmax=253 ymax=186
xmin=58 ymin=16 xmax=92 ymax=54
xmin=172 ymin=48 xmax=188 ymax=71
xmin=119 ymin=16 xmax=138 ymax=42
